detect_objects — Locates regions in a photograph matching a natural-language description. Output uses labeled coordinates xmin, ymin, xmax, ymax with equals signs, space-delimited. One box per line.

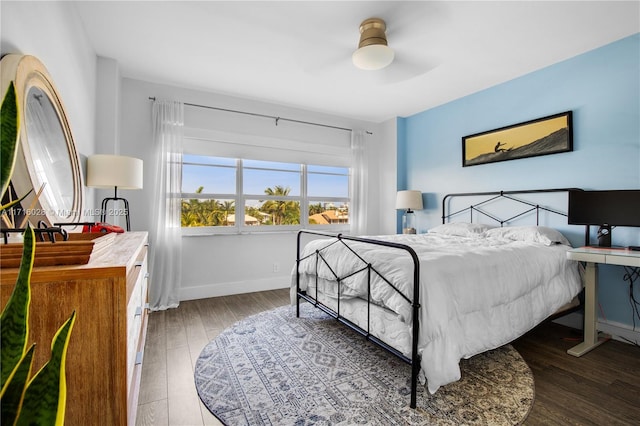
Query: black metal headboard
xmin=441 ymin=188 xmax=589 ymax=246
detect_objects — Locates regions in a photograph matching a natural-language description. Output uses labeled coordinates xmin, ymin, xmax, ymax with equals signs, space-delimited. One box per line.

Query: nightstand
xmin=566 ymin=246 xmax=640 ymax=357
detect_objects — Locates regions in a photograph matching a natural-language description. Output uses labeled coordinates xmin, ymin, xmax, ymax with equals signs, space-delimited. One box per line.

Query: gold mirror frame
xmin=1 ymin=54 xmax=84 ymax=226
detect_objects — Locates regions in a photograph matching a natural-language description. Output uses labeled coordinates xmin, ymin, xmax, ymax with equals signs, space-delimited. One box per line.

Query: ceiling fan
xmin=352 ymin=18 xmax=395 ymax=71
xmin=349 ymin=15 xmax=439 ymax=85
xmin=295 ymin=4 xmax=442 ymax=85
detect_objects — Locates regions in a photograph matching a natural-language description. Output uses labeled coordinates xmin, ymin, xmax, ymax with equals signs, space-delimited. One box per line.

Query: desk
xmin=566 ymin=247 xmax=640 ymax=356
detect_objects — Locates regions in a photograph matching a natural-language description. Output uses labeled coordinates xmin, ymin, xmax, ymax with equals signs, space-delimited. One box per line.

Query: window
xmin=244 ymin=160 xmax=301 ymax=227
xmin=181 ymin=155 xmax=350 ymax=234
xmin=307 ymin=165 xmax=350 ymax=226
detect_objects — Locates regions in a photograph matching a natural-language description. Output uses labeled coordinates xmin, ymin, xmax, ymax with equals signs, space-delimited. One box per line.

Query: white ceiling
xmin=74 ymin=1 xmax=639 ymax=123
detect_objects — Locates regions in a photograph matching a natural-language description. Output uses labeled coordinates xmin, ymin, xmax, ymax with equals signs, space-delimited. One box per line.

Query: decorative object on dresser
xmin=1 ymin=236 xmax=94 ymax=268
xmin=396 ymin=190 xmax=423 ymax=234
xmin=462 ymin=111 xmax=573 ymax=167
xmin=195 ymin=304 xmax=534 ymax=425
xmin=86 ymin=154 xmax=144 ymax=231
xmin=0 ymin=231 xmax=150 ymax=425
xmin=0 ymin=54 xmax=84 ymax=227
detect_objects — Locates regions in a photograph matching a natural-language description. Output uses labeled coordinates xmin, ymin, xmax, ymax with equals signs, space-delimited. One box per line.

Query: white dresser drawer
xmin=126 ymin=248 xmax=148 ymax=392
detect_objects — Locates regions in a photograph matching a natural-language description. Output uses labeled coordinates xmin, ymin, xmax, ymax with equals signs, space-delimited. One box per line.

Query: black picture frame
xmin=462 ymin=111 xmax=573 ymax=167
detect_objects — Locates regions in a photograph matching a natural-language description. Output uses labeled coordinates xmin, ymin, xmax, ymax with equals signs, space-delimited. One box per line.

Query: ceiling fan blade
xmin=374 ymin=54 xmax=439 ymax=85
xmin=379 ymin=1 xmax=451 ymax=43
xmin=298 ymin=46 xmax=354 ymax=74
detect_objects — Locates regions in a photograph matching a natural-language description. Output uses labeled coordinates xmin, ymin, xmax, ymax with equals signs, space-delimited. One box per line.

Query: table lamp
xmin=396 ymin=190 xmax=423 ymax=234
xmin=87 ymin=154 xmax=143 ymax=231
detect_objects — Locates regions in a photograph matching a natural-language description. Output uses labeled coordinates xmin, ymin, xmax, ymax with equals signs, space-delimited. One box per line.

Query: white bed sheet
xmin=292 ymin=233 xmax=582 ymax=394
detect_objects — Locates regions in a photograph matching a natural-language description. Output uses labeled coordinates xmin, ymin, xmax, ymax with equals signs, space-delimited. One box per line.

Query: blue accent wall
xmin=398 ymin=34 xmax=640 ymax=327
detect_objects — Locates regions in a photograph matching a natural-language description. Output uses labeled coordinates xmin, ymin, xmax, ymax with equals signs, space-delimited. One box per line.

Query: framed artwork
xmin=462 ymin=111 xmax=573 ymax=167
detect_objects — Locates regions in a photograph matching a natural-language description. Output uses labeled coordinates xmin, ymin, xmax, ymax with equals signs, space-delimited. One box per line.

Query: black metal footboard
xmin=295 ymin=229 xmax=421 ymax=409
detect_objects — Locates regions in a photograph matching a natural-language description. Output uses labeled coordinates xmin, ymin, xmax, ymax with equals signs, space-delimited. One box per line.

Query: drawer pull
xmin=134 ymin=261 xmax=143 ymax=268
xmin=135 ymin=307 xmax=142 ymax=317
xmin=135 ymin=351 xmax=144 ymax=365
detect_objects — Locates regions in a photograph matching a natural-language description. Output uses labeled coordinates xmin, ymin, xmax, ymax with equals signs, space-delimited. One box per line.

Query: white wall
xmin=1 ymin=0 xmax=98 ymax=213
xmin=377 ymin=117 xmax=398 ymax=235
xmin=116 ymin=77 xmax=395 ymax=300
xmin=1 ymin=0 xmax=399 ymax=301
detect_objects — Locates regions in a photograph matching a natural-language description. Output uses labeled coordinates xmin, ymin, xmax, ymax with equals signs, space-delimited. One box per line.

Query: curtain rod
xmin=149 ymin=97 xmax=372 ymax=134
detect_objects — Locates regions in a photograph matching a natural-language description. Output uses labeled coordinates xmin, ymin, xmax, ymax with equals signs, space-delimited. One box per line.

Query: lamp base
xmin=597 ymin=225 xmax=611 ymax=247
xmin=402 ymin=210 xmax=416 ymax=234
xmin=100 ymin=196 xmax=131 ymax=231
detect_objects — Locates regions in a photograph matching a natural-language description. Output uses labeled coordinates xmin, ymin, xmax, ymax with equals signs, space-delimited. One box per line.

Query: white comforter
xmin=293 ymin=232 xmax=582 ymax=393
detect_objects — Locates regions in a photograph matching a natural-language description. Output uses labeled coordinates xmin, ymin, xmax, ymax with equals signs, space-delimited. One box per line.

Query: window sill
xmin=181 ymin=226 xmax=350 ymax=237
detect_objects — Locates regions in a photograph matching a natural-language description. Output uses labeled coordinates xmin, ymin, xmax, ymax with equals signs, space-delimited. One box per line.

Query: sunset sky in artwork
xmin=465 ymin=115 xmax=569 ymax=160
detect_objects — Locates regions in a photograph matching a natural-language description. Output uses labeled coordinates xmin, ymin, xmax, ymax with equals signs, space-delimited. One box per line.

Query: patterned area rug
xmin=194 ymin=304 xmax=534 ymax=425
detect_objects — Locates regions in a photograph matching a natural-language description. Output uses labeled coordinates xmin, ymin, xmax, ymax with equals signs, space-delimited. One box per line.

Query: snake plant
xmin=1 ymin=81 xmax=77 ymax=425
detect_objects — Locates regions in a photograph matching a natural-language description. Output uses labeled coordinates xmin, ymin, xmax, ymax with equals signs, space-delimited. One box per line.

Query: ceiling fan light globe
xmin=352 ymin=45 xmax=395 ymax=70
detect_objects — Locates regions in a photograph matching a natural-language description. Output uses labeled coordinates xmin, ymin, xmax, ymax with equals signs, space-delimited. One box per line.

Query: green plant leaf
xmin=1 ymin=81 xmax=20 ymax=198
xmin=0 ymin=189 xmax=33 ymax=215
xmin=0 ymin=344 xmax=35 ymax=426
xmin=0 ymin=225 xmax=34 ymax=390
xmin=16 ymin=311 xmax=76 ymax=426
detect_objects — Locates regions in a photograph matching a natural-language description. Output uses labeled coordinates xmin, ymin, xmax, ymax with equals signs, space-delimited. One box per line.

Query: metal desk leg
xmin=568 ymin=262 xmax=609 ymax=357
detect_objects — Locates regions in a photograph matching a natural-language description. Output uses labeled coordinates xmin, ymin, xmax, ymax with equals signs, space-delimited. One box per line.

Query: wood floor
xmin=136 ymin=288 xmax=640 ymax=425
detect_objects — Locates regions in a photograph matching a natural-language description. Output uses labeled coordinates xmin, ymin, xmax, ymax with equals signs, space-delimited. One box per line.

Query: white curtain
xmin=149 ymin=100 xmax=184 ymax=310
xmin=350 ymin=129 xmax=368 ymax=235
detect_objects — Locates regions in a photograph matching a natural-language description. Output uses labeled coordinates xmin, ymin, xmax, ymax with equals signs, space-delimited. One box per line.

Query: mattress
xmin=292 ymin=228 xmax=582 ymax=393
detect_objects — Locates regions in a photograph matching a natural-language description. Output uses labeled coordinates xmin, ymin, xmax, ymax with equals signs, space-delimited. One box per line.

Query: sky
xmin=182 ymin=156 xmax=348 ymax=198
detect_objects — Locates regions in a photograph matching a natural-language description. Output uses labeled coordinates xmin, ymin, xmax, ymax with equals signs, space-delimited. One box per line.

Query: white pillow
xmin=485 ymin=226 xmax=570 ymax=246
xmin=428 ymin=222 xmax=495 ymax=238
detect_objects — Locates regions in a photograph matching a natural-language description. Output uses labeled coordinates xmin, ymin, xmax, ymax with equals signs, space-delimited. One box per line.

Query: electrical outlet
xmin=272 ymin=263 xmax=280 ymax=273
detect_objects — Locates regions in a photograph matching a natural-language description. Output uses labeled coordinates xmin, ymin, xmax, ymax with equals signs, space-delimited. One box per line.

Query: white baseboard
xmin=598 ymin=319 xmax=640 ymax=345
xmin=179 ymin=276 xmax=290 ymax=301
xmin=554 ymin=312 xmax=640 ymax=345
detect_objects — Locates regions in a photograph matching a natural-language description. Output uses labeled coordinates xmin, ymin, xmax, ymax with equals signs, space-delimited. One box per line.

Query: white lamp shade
xmin=395 ymin=190 xmax=423 ymax=211
xmin=352 ymin=45 xmax=395 ymax=70
xmin=87 ymin=155 xmax=143 ymax=189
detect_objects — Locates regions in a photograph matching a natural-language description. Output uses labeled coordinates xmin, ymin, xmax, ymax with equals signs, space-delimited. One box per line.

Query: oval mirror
xmin=1 ymin=54 xmax=83 ymax=226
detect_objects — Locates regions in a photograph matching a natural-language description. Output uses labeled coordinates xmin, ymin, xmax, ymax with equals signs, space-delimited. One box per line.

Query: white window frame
xmin=181 ymin=151 xmax=351 ymax=236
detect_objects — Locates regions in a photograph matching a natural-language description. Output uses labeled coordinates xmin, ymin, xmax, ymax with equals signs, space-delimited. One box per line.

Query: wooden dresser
xmin=0 ymin=231 xmax=150 ymax=425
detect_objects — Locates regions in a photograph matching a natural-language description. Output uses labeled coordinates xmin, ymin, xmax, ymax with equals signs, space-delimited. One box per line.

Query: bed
xmin=292 ymin=189 xmax=586 ymax=408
